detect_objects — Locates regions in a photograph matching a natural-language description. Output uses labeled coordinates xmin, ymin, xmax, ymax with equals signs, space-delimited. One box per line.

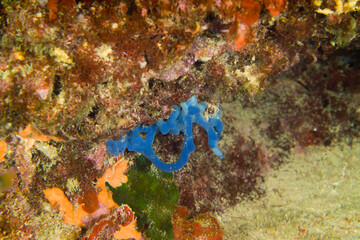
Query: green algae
xmin=106 ymin=155 xmax=179 ymax=240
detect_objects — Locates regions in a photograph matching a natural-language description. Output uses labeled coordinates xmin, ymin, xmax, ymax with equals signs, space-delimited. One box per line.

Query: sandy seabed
xmin=219 ymin=141 xmax=360 ymax=239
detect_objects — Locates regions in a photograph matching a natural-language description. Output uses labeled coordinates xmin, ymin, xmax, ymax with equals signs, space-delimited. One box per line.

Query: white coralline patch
xmin=141 ymin=70 xmax=155 ymax=85
xmin=235 ymin=64 xmax=266 ymax=94
xmin=36 ymin=88 xmax=50 ymax=100
xmin=66 ymin=177 xmax=80 ymax=194
xmin=138 ymin=56 xmax=147 ymax=69
xmin=35 ymin=142 xmax=59 ymax=160
xmin=36 ymin=0 xmax=48 ymax=7
xmin=95 ymin=44 xmax=113 ymax=61
xmin=315 ymin=0 xmax=359 ymax=15
xmin=111 ymin=23 xmax=119 ymax=30
xmin=51 ymin=47 xmax=73 ymax=65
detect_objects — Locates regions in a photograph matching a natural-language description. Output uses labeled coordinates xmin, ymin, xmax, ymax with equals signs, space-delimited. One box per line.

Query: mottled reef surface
xmin=1 ymin=0 xmax=360 ymax=239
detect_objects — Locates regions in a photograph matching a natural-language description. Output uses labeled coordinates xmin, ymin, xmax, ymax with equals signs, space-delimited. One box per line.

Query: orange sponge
xmin=0 ymin=141 xmax=7 ymax=162
xmin=264 ymin=0 xmax=287 ymax=16
xmin=96 ymin=160 xmax=128 ymax=209
xmin=44 ymin=187 xmax=88 ymax=226
xmin=43 ymin=160 xmax=129 ymax=226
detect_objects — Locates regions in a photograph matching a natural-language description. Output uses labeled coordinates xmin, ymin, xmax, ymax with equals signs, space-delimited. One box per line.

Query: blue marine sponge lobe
xmin=106 ymin=96 xmax=223 ymax=172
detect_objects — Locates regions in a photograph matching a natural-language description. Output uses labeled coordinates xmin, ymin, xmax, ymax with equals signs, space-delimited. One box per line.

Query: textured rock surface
xmin=1 ymin=0 xmax=360 ymax=239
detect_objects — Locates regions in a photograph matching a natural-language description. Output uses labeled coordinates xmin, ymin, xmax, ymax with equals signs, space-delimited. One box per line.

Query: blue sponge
xmin=106 ymin=96 xmax=223 ymax=172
